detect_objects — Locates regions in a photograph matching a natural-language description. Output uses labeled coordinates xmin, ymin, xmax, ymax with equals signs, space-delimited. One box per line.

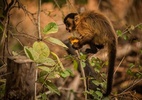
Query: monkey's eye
xmin=66 ymin=23 xmax=70 ymax=27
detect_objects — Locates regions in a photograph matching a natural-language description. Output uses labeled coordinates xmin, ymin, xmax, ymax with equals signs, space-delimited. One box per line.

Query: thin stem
xmin=119 ymin=23 xmax=142 ymax=38
xmin=35 ymin=0 xmax=42 ymax=98
xmin=37 ymin=0 xmax=42 ymax=40
xmin=118 ymin=78 xmax=142 ymax=95
xmin=75 ymin=50 xmax=87 ymax=100
xmin=35 ymin=67 xmax=38 ymax=99
xmin=53 ymin=0 xmax=65 ymax=18
xmin=66 ymin=0 xmax=78 ymax=14
xmin=114 ymin=56 xmax=125 ymax=75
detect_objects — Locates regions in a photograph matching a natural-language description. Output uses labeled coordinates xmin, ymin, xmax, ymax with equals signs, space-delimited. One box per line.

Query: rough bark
xmin=5 ymin=56 xmax=36 ymax=100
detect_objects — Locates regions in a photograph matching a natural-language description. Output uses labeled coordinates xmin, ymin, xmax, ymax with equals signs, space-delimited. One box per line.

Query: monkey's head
xmin=64 ymin=13 xmax=80 ymax=32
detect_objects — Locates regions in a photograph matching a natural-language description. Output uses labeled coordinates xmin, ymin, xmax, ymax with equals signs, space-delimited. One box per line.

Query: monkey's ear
xmin=74 ymin=15 xmax=80 ymax=23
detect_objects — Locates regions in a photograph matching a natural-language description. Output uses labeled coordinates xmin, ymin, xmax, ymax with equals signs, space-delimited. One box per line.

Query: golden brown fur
xmin=64 ymin=11 xmax=117 ymax=96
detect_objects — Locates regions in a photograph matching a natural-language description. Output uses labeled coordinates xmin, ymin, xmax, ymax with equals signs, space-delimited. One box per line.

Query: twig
xmin=35 ymin=0 xmax=42 ymax=98
xmin=0 ymin=72 xmax=12 ymax=78
xmin=12 ymin=36 xmax=24 ymax=47
xmin=66 ymin=0 xmax=78 ymax=14
xmin=17 ymin=1 xmax=37 ymax=25
xmin=1 ymin=0 xmax=22 ymax=60
xmin=118 ymin=78 xmax=142 ymax=95
xmin=41 ymin=64 xmax=57 ymax=87
xmin=53 ymin=0 xmax=65 ymax=18
xmin=37 ymin=0 xmax=42 ymax=40
xmin=75 ymin=50 xmax=87 ymax=100
xmin=114 ymin=56 xmax=125 ymax=75
xmin=6 ymin=15 xmax=12 ymax=55
xmin=36 ymin=86 xmax=83 ymax=99
xmin=135 ymin=23 xmax=142 ymax=28
xmin=3 ymin=0 xmax=15 ymax=17
xmin=119 ymin=23 xmax=142 ymax=37
xmin=35 ymin=65 xmax=38 ymax=99
xmin=1 ymin=11 xmax=10 ymax=63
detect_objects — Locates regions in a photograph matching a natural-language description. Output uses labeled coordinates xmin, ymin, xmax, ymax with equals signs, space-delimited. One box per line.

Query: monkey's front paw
xmin=72 ymin=42 xmax=81 ymax=50
xmin=68 ymin=36 xmax=81 ymax=49
xmin=68 ymin=37 xmax=79 ymax=45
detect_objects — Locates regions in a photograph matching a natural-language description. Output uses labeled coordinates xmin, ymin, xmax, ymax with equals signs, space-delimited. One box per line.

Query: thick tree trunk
xmin=5 ymin=56 xmax=36 ymax=100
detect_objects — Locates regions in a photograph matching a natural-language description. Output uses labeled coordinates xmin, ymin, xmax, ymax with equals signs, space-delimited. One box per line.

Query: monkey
xmin=64 ymin=11 xmax=117 ymax=97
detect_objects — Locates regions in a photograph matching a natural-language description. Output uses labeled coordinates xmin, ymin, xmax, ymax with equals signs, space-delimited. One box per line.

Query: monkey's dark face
xmin=64 ymin=13 xmax=78 ymax=32
xmin=64 ymin=18 xmax=76 ymax=32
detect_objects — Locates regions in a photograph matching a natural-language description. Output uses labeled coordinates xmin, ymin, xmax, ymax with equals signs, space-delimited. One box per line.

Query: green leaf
xmin=88 ymin=90 xmax=94 ymax=95
xmin=100 ymin=82 xmax=106 ymax=89
xmin=140 ymin=50 xmax=142 ymax=54
xmin=0 ymin=25 xmax=3 ymax=31
xmin=25 ymin=46 xmax=39 ymax=61
xmin=12 ymin=51 xmax=18 ymax=56
xmin=43 ymin=22 xmax=58 ymax=34
xmin=94 ymin=68 xmax=100 ymax=73
xmin=40 ymin=93 xmax=48 ymax=100
xmin=73 ymin=60 xmax=78 ymax=70
xmin=24 ymin=41 xmax=50 ymax=63
xmin=37 ymin=57 xmax=56 ymax=65
xmin=42 ymin=58 xmax=56 ymax=66
xmin=60 ymin=69 xmax=71 ymax=78
xmin=66 ymin=69 xmax=73 ymax=76
xmin=81 ymin=61 xmax=86 ymax=68
xmin=95 ymin=91 xmax=103 ymax=97
xmin=33 ymin=41 xmax=50 ymax=63
xmin=127 ymin=69 xmax=132 ymax=75
xmin=45 ymin=80 xmax=60 ymax=95
xmin=33 ymin=41 xmax=50 ymax=57
xmin=38 ymin=71 xmax=49 ymax=83
xmin=128 ymin=63 xmax=135 ymax=68
xmin=116 ymin=30 xmax=122 ymax=37
xmin=137 ymin=24 xmax=142 ymax=30
xmin=38 ymin=66 xmax=51 ymax=72
xmin=51 ymin=52 xmax=65 ymax=71
xmin=92 ymin=80 xmax=100 ymax=86
xmin=123 ymin=35 xmax=128 ymax=40
xmin=24 ymin=47 xmax=34 ymax=60
xmin=39 ymin=70 xmax=48 ymax=77
xmin=80 ymin=53 xmax=87 ymax=60
xmin=46 ymin=37 xmax=68 ymax=48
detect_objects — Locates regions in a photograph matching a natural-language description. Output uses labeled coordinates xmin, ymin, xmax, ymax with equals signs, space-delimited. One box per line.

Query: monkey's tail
xmin=103 ymin=40 xmax=117 ymax=97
